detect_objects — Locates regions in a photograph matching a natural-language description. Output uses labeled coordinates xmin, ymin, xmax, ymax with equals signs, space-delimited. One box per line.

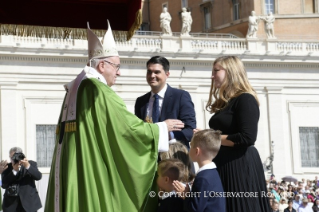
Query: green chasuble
xmin=45 ymin=78 xmax=159 ymax=212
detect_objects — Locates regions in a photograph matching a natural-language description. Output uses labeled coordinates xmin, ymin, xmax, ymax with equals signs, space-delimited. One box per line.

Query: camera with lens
xmin=11 ymin=152 xmax=25 ymax=164
xmin=7 ymin=184 xmax=19 ymax=196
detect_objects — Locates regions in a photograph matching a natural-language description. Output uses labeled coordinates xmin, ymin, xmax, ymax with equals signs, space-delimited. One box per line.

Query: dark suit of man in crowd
xmin=1 ymin=147 xmax=42 ymax=212
xmin=135 ymin=56 xmax=196 ymax=147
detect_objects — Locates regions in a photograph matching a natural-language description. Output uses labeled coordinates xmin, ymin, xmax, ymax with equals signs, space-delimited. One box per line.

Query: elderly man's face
xmin=98 ymin=56 xmax=121 ymax=87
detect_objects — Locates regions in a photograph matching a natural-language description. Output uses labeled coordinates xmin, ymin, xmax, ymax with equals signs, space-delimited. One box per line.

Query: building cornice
xmin=1 ymin=54 xmax=319 ymax=69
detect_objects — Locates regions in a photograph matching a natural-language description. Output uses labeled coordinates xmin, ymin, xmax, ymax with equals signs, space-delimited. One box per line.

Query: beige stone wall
xmin=278 ymin=0 xmax=302 ymax=14
xmin=188 ymin=0 xmax=204 ymax=32
xmin=212 ymin=1 xmax=232 ymax=27
xmin=274 ymin=18 xmax=319 ymax=38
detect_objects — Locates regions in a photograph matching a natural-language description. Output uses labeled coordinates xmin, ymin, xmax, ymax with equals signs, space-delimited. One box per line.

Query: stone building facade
xmin=1 ymin=1 xmax=319 ymax=210
xmin=142 ymin=0 xmax=319 ymax=39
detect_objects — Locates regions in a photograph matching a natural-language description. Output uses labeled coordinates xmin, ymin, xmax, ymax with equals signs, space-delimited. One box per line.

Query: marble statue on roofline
xmin=181 ymin=7 xmax=192 ymax=36
xmin=261 ymin=12 xmax=276 ymax=39
xmin=246 ymin=11 xmax=261 ymax=39
xmin=160 ymin=7 xmax=172 ymax=36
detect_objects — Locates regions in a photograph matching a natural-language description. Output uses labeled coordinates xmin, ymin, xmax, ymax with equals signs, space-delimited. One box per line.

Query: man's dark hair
xmin=146 ymin=56 xmax=170 ymax=72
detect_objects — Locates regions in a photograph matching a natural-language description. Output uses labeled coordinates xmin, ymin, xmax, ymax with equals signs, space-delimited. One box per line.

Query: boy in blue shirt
xmin=173 ymin=129 xmax=225 ymax=212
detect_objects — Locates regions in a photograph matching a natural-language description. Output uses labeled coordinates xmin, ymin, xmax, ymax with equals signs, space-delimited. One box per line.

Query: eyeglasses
xmin=103 ymin=60 xmax=120 ymax=72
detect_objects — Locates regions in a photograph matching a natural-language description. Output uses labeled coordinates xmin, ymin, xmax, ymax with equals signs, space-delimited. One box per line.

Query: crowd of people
xmin=267 ymin=175 xmax=319 ymax=212
xmin=0 ymin=19 xmax=316 ymax=212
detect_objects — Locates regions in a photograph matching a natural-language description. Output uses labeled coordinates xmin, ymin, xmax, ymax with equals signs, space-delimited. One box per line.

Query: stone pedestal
xmin=180 ymin=36 xmax=192 ymax=52
xmin=246 ymin=38 xmax=260 ymax=52
xmin=0 ymin=82 xmax=18 ymax=159
xmin=160 ymin=36 xmax=176 ymax=52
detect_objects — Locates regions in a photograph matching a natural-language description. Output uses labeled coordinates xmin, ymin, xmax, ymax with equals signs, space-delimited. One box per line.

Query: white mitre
xmin=87 ymin=20 xmax=119 ymax=61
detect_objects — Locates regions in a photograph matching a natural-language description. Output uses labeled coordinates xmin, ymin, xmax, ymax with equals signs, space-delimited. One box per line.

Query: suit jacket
xmin=157 ymin=196 xmax=186 ymax=212
xmin=135 ymin=84 xmax=196 ymax=147
xmin=312 ymin=205 xmax=319 ymax=212
xmin=284 ymin=208 xmax=296 ymax=212
xmin=1 ymin=161 xmax=42 ymax=212
xmin=184 ymin=169 xmax=226 ymax=212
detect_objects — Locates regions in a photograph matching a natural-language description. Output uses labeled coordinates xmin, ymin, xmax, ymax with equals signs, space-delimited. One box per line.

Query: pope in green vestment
xmin=45 ymin=21 xmax=183 ymax=212
xmin=45 ymin=74 xmax=161 ymax=211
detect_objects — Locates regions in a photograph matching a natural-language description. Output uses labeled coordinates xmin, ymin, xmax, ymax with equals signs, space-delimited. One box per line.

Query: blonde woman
xmin=196 ymin=56 xmax=271 ymax=211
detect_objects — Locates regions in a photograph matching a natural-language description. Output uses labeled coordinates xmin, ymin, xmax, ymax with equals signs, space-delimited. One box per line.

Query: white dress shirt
xmin=147 ymin=84 xmax=175 ymax=142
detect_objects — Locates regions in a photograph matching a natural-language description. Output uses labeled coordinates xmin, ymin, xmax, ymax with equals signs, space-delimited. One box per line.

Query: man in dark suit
xmin=135 ymin=56 xmax=196 ymax=147
xmin=1 ymin=147 xmax=42 ymax=212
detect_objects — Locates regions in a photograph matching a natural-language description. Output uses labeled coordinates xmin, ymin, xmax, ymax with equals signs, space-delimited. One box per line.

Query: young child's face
xmin=157 ymin=170 xmax=170 ymax=192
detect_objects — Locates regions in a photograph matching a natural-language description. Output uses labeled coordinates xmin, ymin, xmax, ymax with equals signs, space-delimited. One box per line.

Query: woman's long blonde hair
xmin=206 ymin=56 xmax=259 ymax=113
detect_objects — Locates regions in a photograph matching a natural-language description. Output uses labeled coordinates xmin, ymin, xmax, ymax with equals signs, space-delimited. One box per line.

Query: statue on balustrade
xmin=181 ymin=7 xmax=192 ymax=36
xmin=261 ymin=12 xmax=276 ymax=39
xmin=246 ymin=11 xmax=260 ymax=38
xmin=160 ymin=7 xmax=172 ymax=36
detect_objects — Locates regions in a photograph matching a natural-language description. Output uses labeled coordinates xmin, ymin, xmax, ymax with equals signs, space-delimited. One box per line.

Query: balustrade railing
xmin=1 ymin=31 xmax=319 ymax=55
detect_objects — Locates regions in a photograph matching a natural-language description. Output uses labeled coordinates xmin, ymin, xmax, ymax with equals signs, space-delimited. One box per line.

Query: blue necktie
xmin=152 ymin=94 xmax=160 ymax=123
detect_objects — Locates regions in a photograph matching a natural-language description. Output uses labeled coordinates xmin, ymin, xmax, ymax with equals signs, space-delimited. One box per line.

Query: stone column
xmin=265 ymin=86 xmax=287 ymax=176
xmin=0 ymin=82 xmax=18 ymax=159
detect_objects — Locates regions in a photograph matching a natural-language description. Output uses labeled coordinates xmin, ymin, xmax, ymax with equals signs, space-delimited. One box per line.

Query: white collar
xmin=161 ymin=190 xmax=176 ymax=200
xmin=87 ymin=67 xmax=107 ymax=85
xmin=197 ymin=162 xmax=217 ymax=175
xmin=151 ymin=84 xmax=167 ymax=99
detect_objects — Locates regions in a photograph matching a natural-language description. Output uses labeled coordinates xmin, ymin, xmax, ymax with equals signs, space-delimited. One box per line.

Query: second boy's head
xmin=157 ymin=159 xmax=188 ymax=192
xmin=189 ymin=129 xmax=221 ymax=162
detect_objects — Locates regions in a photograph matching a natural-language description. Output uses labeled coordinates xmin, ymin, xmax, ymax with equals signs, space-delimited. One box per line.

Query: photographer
xmin=1 ymin=147 xmax=42 ymax=212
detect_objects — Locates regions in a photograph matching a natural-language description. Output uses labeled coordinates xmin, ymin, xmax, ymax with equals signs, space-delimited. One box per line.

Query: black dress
xmin=209 ymin=93 xmax=272 ymax=212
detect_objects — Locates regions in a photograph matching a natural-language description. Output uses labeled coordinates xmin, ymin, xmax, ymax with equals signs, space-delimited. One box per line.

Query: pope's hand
xmin=164 ymin=119 xmax=184 ymax=131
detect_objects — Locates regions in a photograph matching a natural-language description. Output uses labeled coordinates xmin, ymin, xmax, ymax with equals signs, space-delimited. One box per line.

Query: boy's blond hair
xmin=160 ymin=142 xmax=195 ymax=182
xmin=191 ymin=129 xmax=221 ymax=159
xmin=158 ymin=159 xmax=189 ymax=182
xmin=160 ymin=142 xmax=188 ymax=163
